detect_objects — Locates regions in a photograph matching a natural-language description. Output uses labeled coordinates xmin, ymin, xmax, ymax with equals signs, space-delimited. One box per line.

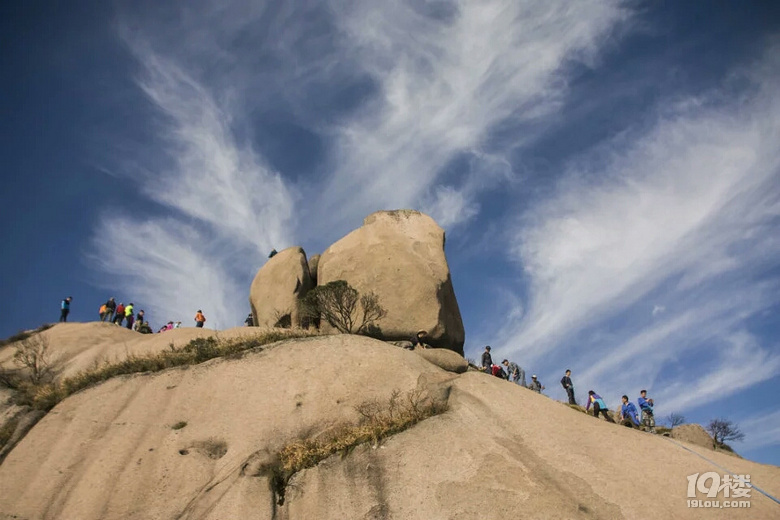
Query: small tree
xmin=13 ymin=335 xmax=54 ymax=384
xmin=302 ymin=280 xmax=386 ymax=335
xmin=706 ymin=418 xmax=745 ymax=447
xmin=665 ymin=413 xmax=686 ymax=429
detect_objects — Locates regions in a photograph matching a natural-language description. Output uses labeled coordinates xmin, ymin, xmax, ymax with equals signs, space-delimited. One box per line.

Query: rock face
xmin=318 ymin=210 xmax=465 ymax=353
xmin=416 ymin=347 xmax=469 ymax=373
xmin=2 ymin=330 xmax=779 ymax=519
xmin=249 ymin=247 xmax=313 ymax=328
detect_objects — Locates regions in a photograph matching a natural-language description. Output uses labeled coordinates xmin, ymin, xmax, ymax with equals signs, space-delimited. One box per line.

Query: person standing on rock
xmin=585 ymin=390 xmax=615 ymax=422
xmin=125 ymin=303 xmax=135 ymax=330
xmin=59 ymin=296 xmax=72 ymax=322
xmin=528 ymin=375 xmax=544 ymax=393
xmin=619 ymin=395 xmax=641 ymax=427
xmin=502 ymin=359 xmax=526 ymax=387
xmin=560 ymin=369 xmax=576 ymax=405
xmin=102 ymin=298 xmax=116 ymax=322
xmin=113 ymin=302 xmax=125 ymax=326
xmin=638 ymin=390 xmax=656 ymax=433
xmin=194 ymin=310 xmax=206 ymax=328
xmin=481 ymin=346 xmax=493 ymax=374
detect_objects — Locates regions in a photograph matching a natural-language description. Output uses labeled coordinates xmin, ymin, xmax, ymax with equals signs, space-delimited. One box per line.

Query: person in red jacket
xmin=194 ymin=310 xmax=206 ymax=328
xmin=113 ymin=302 xmax=125 ymax=326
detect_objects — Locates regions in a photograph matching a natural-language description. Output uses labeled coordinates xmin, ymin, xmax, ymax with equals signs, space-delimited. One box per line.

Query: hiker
xmin=560 ymin=369 xmax=576 ymax=405
xmin=585 ymin=390 xmax=615 ymax=422
xmin=528 ymin=375 xmax=545 ymax=393
xmin=59 ymin=297 xmax=72 ymax=322
xmin=244 ymin=313 xmax=254 ymax=327
xmin=137 ymin=322 xmax=152 ymax=334
xmin=174 ymin=321 xmax=182 ymax=329
xmin=481 ymin=346 xmax=493 ymax=374
xmin=133 ymin=310 xmax=145 ymax=331
xmin=194 ymin=310 xmax=206 ymax=328
xmin=410 ymin=330 xmax=428 ymax=350
xmin=502 ymin=359 xmax=526 ymax=387
xmin=491 ymin=364 xmax=507 ymax=379
xmin=113 ymin=302 xmax=125 ymax=326
xmin=620 ymin=395 xmax=641 ymax=427
xmin=125 ymin=303 xmax=135 ymax=330
xmin=99 ymin=303 xmax=107 ymax=321
xmin=103 ymin=298 xmax=116 ymax=322
xmin=638 ymin=390 xmax=656 ymax=433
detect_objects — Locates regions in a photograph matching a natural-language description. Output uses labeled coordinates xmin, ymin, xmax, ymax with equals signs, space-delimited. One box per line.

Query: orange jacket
xmin=195 ymin=312 xmax=206 ymax=323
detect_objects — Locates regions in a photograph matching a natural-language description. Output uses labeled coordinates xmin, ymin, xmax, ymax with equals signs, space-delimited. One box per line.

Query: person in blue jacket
xmin=619 ymin=395 xmax=640 ymax=427
xmin=638 ymin=389 xmax=656 ymax=433
xmin=585 ymin=390 xmax=615 ymax=422
xmin=59 ymin=296 xmax=73 ymax=322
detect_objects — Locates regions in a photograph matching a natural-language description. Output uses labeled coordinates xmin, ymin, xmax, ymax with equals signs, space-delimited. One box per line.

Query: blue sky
xmin=2 ymin=1 xmax=779 ymax=464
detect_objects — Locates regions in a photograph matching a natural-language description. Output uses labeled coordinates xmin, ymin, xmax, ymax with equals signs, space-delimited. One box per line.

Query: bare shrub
xmin=706 ymin=418 xmax=745 ymax=447
xmin=665 ymin=413 xmax=686 ymax=429
xmin=13 ymin=335 xmax=54 ymax=384
xmin=302 ymin=280 xmax=386 ymax=334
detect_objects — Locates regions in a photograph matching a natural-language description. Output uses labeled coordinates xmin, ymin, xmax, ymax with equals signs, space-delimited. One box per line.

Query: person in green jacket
xmin=125 ymin=303 xmax=135 ymax=330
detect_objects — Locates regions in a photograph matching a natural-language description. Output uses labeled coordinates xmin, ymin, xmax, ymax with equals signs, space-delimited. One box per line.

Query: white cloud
xmin=495 ymin=45 xmax=780 ymax=412
xmin=90 ymin=43 xmax=296 ymax=327
xmin=90 ymin=219 xmax=243 ymax=328
xmin=312 ymin=0 xmax=629 ymax=233
xmin=737 ymin=409 xmax=780 ymax=451
xmin=652 ymin=305 xmax=665 ymax=316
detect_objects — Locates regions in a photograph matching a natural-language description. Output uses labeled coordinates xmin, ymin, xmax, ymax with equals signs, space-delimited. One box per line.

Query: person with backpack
xmin=59 ymin=297 xmax=73 ymax=322
xmin=560 ymin=369 xmax=576 ymax=405
xmin=481 ymin=346 xmax=493 ymax=374
xmin=113 ymin=302 xmax=125 ymax=326
xmin=619 ymin=395 xmax=641 ymax=427
xmin=102 ymin=298 xmax=116 ymax=322
xmin=99 ymin=304 xmax=107 ymax=321
xmin=194 ymin=310 xmax=206 ymax=328
xmin=638 ymin=389 xmax=656 ymax=433
xmin=125 ymin=303 xmax=135 ymax=330
xmin=491 ymin=364 xmax=507 ymax=379
xmin=502 ymin=359 xmax=526 ymax=387
xmin=585 ymin=390 xmax=615 ymax=422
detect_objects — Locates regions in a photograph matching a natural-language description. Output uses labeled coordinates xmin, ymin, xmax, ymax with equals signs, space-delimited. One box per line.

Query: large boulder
xmin=318 ymin=210 xmax=465 ymax=353
xmin=416 ymin=347 xmax=469 ymax=373
xmin=249 ymin=247 xmax=314 ymax=328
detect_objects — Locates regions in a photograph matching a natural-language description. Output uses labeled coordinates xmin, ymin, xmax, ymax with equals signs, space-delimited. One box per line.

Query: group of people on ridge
xmin=479 ymin=345 xmax=657 ymax=433
xmin=58 ymin=297 xmax=207 ymax=333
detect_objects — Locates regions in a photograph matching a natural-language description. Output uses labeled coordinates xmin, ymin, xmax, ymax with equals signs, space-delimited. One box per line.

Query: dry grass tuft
xmin=279 ymin=388 xmax=448 ymax=475
xmin=0 ymin=324 xmax=53 ymax=348
xmin=9 ymin=330 xmax=316 ymax=412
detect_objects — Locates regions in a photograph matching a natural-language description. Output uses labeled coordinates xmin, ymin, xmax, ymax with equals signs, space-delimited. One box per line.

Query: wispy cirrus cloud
xmin=92 ymin=0 xmax=631 ymax=325
xmin=496 ymin=44 xmax=780 ymax=413
xmin=317 ymin=0 xmax=630 ymax=232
